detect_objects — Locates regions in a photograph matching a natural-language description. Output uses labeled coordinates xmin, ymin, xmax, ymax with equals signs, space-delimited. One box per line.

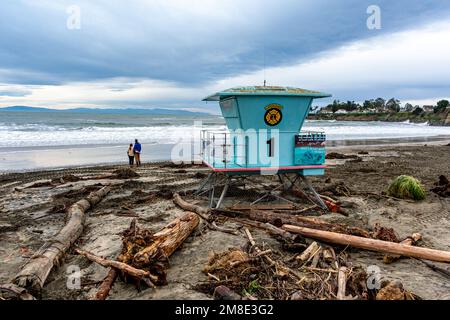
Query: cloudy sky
xmin=1 ymin=0 xmax=450 ymax=113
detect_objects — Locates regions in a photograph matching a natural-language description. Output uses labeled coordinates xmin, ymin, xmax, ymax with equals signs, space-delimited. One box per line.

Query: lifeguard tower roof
xmin=203 ymin=86 xmax=331 ymax=101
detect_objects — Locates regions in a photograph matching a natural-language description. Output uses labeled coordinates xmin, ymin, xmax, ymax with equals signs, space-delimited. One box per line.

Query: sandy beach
xmin=1 ymin=140 xmax=449 ymax=300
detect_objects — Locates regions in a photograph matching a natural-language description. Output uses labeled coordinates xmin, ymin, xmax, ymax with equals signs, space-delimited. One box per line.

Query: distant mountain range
xmin=0 ymin=106 xmax=211 ymax=116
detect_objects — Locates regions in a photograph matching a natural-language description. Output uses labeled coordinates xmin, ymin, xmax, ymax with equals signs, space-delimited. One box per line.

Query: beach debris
xmin=173 ymin=193 xmax=238 ymax=235
xmin=129 ymin=212 xmax=199 ymax=269
xmin=196 ymin=229 xmax=387 ymax=300
xmin=111 ymin=168 xmax=140 ymax=179
xmin=211 ymin=207 xmax=371 ymax=238
xmin=373 ymin=223 xmax=399 ymax=242
xmin=337 ymin=266 xmax=353 ymax=300
xmin=49 ymin=184 xmax=104 ymax=213
xmin=417 ymin=259 xmax=450 ymax=279
xmin=0 ymin=283 xmax=36 ymax=300
xmin=17 ymin=168 xmax=138 ymax=190
xmin=430 ymin=175 xmax=450 ymax=197
xmin=10 ymin=186 xmax=111 ymax=297
xmin=296 ymin=241 xmax=320 ymax=262
xmin=383 ymin=233 xmax=422 ymax=264
xmin=74 ymin=248 xmax=158 ymax=288
xmin=376 ymin=281 xmax=420 ymax=300
xmin=282 ymin=224 xmax=450 ymax=263
xmin=95 ymin=268 xmax=118 ymax=300
xmin=51 ymin=174 xmax=81 ymax=185
xmin=387 ymin=175 xmax=426 ymax=200
xmin=318 ymin=181 xmax=352 ymax=197
xmin=88 ymin=212 xmax=200 ymax=296
xmin=326 ymin=152 xmax=359 ymax=160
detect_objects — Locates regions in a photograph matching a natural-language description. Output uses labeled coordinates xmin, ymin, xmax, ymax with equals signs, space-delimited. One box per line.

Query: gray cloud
xmin=1 ymin=0 xmax=450 ymax=86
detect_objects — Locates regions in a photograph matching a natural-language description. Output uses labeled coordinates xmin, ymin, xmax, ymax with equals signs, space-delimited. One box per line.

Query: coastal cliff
xmin=308 ymin=111 xmax=450 ymax=126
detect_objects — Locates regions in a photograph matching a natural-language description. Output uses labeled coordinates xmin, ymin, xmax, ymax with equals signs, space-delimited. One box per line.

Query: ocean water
xmin=0 ymin=111 xmax=450 ymax=149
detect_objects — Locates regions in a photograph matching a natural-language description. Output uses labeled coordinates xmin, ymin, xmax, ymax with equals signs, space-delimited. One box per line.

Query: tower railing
xmin=200 ymin=129 xmax=326 ymax=169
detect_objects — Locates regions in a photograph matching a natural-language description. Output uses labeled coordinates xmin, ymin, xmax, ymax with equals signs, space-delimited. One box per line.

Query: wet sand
xmin=1 ymin=135 xmax=450 ymax=173
xmin=0 ymin=141 xmax=449 ymax=300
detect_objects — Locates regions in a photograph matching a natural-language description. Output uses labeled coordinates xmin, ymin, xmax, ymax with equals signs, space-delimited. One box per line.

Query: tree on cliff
xmin=434 ymin=100 xmax=449 ymax=113
xmin=386 ymin=98 xmax=401 ymax=113
xmin=404 ymin=103 xmax=414 ymax=112
xmin=412 ymin=107 xmax=424 ymax=116
xmin=374 ymin=98 xmax=386 ymax=111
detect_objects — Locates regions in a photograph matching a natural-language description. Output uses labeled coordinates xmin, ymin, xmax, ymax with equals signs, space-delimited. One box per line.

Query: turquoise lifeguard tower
xmin=196 ymin=86 xmax=331 ymax=209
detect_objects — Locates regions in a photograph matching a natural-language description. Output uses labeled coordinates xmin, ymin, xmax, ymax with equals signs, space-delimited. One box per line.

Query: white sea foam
xmin=0 ymin=120 xmax=449 ymax=148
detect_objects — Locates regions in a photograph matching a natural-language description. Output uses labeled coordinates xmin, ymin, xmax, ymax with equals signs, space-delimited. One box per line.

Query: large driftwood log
xmin=132 ymin=211 xmax=200 ymax=267
xmin=282 ymin=225 xmax=450 ymax=264
xmin=212 ymin=208 xmax=370 ymax=238
xmin=12 ymin=186 xmax=111 ymax=295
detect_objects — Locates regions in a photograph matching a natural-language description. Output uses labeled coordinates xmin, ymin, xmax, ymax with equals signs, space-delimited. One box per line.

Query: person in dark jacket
xmin=133 ymin=139 xmax=142 ymax=166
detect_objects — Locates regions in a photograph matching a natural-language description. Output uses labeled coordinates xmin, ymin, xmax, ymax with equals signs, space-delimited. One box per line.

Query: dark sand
xmin=0 ymin=141 xmax=449 ymax=300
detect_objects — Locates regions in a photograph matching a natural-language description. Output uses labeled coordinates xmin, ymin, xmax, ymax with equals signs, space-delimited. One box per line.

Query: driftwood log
xmin=132 ymin=211 xmax=200 ymax=268
xmin=297 ymin=241 xmax=320 ymax=262
xmin=212 ymin=208 xmax=370 ymax=238
xmin=228 ymin=217 xmax=302 ymax=244
xmin=95 ymin=268 xmax=118 ymax=300
xmin=173 ymin=193 xmax=237 ymax=235
xmin=283 ymin=225 xmax=450 ymax=264
xmin=75 ymin=248 xmax=158 ymax=288
xmin=12 ymin=186 xmax=111 ymax=295
xmin=336 ymin=267 xmax=349 ymax=300
xmin=173 ymin=193 xmax=208 ymax=216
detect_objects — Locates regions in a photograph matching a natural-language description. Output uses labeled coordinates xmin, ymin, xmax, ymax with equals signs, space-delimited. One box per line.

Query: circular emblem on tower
xmin=264 ymin=103 xmax=283 ymax=126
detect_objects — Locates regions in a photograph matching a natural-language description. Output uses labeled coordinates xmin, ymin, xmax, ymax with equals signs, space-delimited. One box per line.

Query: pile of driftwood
xmin=77 ymin=211 xmax=199 ymax=299
xmin=195 ymin=228 xmax=375 ymax=300
xmin=172 ymin=193 xmax=450 ymax=300
xmin=195 ymin=231 xmax=420 ymax=300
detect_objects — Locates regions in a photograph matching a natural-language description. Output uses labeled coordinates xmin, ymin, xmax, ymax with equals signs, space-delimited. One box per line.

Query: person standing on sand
xmin=133 ymin=139 xmax=142 ymax=166
xmin=127 ymin=143 xmax=134 ymax=166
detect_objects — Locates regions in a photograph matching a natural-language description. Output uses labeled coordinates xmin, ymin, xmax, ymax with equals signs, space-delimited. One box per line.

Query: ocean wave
xmin=0 ymin=121 xmax=449 ymax=148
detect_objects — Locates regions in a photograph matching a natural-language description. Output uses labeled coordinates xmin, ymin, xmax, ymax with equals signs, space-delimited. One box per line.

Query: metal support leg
xmin=215 ymin=177 xmax=230 ymax=209
xmin=195 ymin=173 xmax=213 ymax=195
xmin=298 ymin=175 xmax=328 ymax=211
xmin=209 ymin=184 xmax=216 ymax=208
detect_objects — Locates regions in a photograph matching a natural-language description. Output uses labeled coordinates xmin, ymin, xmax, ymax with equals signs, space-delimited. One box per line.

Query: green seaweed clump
xmin=387 ymin=175 xmax=426 ymax=200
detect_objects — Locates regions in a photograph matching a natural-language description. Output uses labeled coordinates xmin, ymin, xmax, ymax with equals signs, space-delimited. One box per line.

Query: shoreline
xmin=1 ymin=136 xmax=450 ymax=174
